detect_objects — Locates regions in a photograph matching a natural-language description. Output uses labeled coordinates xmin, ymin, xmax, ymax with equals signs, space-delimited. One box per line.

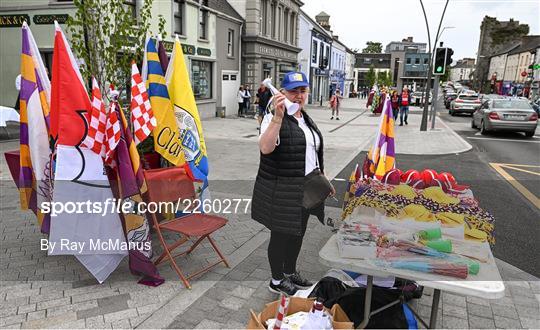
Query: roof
xmin=315 ymin=11 xmax=330 ymax=18
xmin=508 ymin=36 xmax=540 ymax=55
xmin=208 ymin=0 xmax=243 ymax=21
xmin=489 ymin=42 xmax=521 ymax=58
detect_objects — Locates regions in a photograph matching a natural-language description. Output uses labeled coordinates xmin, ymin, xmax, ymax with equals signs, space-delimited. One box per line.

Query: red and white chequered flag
xmin=103 ymin=102 xmax=121 ymax=167
xmin=130 ymin=61 xmax=156 ymax=145
xmin=82 ymin=77 xmax=107 ymax=156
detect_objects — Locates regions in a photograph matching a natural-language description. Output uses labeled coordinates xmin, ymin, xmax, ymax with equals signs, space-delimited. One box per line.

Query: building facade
xmin=330 ymin=36 xmax=346 ymax=96
xmin=0 ymin=0 xmax=77 ymax=108
xmin=385 ymin=37 xmax=427 ymax=53
xmin=298 ymin=10 xmax=331 ymax=105
xmin=401 ymin=52 xmax=430 ymax=91
xmin=0 ymin=0 xmax=236 ymax=119
xmin=210 ymin=0 xmax=243 ymax=118
xmin=385 ymin=37 xmax=428 ymax=91
xmin=450 ymin=58 xmax=476 ymax=83
xmin=354 ymin=53 xmax=391 ymax=91
xmin=473 ymin=16 xmax=529 ymax=92
xmin=228 ymin=0 xmax=302 ymax=91
xmin=345 ymin=47 xmax=356 ymax=97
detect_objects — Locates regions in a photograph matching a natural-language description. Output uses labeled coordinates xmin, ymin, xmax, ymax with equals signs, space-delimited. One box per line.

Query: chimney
xmin=334 ymin=35 xmax=339 ymax=40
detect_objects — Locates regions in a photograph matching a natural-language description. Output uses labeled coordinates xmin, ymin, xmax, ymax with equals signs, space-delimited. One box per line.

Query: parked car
xmin=444 ymin=92 xmax=458 ymax=109
xmin=472 ymin=98 xmax=538 ymax=137
xmin=530 ymin=98 xmax=540 ymax=115
xmin=449 ymin=92 xmax=481 ymax=116
xmin=411 ymin=91 xmax=432 ymax=106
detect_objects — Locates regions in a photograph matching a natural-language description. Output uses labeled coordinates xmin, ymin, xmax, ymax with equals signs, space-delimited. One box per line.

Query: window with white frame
xmin=173 ymin=0 xmax=184 ymax=35
xmin=312 ymin=40 xmax=318 ymax=64
xmin=199 ymin=0 xmax=208 ymax=40
xmin=227 ymin=29 xmax=234 ymax=57
xmin=124 ymin=0 xmax=137 ymax=22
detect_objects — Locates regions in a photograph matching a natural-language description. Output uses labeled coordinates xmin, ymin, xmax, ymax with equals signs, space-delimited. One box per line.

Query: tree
xmin=362 ymin=41 xmax=383 ymax=53
xmin=366 ymin=65 xmax=376 ymax=88
xmin=377 ymin=71 xmax=386 ymax=85
xmin=67 ymin=0 xmax=166 ymax=97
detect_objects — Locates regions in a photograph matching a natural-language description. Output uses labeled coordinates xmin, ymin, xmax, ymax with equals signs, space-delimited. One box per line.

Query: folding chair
xmin=143 ymin=166 xmax=229 ymax=289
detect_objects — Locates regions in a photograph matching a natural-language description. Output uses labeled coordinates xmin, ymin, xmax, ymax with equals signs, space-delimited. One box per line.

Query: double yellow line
xmin=489 ymin=163 xmax=540 ymax=209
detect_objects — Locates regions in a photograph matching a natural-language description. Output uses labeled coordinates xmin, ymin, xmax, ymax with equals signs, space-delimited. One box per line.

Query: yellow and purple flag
xmin=368 ymin=97 xmax=396 ymax=180
xmin=19 ymin=21 xmax=53 ymax=233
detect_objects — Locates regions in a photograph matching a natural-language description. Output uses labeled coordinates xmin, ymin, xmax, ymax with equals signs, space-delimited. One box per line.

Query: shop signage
xmin=197 ymin=47 xmax=211 ymax=56
xmin=258 ymin=45 xmax=297 ymax=60
xmin=0 ymin=14 xmax=30 ymax=27
xmin=33 ymin=14 xmax=69 ymax=25
xmin=161 ymin=41 xmax=196 ymax=55
xmin=521 ymin=71 xmax=527 ymax=77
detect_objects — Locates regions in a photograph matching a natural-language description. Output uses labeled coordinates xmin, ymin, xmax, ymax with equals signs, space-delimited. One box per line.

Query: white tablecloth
xmin=0 ymin=106 xmax=20 ymax=127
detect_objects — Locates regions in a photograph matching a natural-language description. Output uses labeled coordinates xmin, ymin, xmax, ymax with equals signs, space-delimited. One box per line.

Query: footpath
xmin=0 ymin=98 xmax=538 ymax=329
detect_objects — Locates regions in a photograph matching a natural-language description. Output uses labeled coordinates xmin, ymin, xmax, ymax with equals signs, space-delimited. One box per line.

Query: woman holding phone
xmin=251 ymin=72 xmax=335 ymax=296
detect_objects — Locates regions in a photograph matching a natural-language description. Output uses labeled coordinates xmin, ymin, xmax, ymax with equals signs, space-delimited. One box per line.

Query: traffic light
xmin=433 ymin=47 xmax=448 ymax=75
xmin=445 ymin=48 xmax=454 ymax=67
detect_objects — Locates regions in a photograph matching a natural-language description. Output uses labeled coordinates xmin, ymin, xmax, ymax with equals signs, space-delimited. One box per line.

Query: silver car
xmin=450 ymin=92 xmax=481 ymax=116
xmin=472 ymin=98 xmax=538 ymax=137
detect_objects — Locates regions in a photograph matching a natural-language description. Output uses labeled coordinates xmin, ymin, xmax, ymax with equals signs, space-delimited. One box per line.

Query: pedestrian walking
xmin=252 ymin=71 xmax=335 ymax=296
xmin=244 ymin=86 xmax=252 ymax=116
xmin=237 ymin=85 xmax=245 ymax=117
xmin=330 ymin=89 xmax=342 ymax=120
xmin=256 ymin=83 xmax=273 ymax=128
xmin=398 ymin=86 xmax=411 ymax=126
xmin=391 ymin=90 xmax=399 ymax=121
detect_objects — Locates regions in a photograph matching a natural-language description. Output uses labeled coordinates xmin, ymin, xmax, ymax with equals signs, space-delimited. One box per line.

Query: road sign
xmin=521 ymin=71 xmax=528 ymax=77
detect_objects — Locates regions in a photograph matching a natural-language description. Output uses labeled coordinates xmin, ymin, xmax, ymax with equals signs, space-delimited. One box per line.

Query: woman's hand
xmin=273 ymin=92 xmax=286 ymax=119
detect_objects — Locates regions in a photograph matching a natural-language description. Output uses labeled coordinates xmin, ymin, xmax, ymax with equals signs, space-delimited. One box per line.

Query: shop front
xmin=242 ymin=36 xmax=301 ymax=91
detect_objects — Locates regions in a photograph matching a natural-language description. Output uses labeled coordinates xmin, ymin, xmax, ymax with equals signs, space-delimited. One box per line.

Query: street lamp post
xmin=419 ymin=0 xmax=450 ymax=131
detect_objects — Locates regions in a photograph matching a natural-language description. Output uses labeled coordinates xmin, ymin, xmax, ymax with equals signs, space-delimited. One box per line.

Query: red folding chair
xmin=143 ymin=166 xmax=229 ymax=289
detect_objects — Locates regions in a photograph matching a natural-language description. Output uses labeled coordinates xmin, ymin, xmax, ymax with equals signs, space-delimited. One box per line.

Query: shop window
xmin=270 ymin=2 xmax=276 ymax=39
xmin=191 ymin=60 xmax=212 ymax=99
xmin=424 ymin=57 xmax=428 ymax=64
xmin=174 ymin=0 xmax=184 ymax=35
xmin=415 ymin=58 xmax=420 ymax=64
xmin=261 ymin=0 xmax=267 ymax=35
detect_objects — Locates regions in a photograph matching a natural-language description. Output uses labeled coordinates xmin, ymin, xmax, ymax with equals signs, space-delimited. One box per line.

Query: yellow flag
xmin=144 ymin=38 xmax=185 ymax=165
xmin=165 ymin=37 xmax=208 ymax=182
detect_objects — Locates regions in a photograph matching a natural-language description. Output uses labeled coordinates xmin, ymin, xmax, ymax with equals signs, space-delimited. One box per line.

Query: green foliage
xmin=362 ymin=41 xmax=383 ymax=53
xmin=366 ymin=65 xmax=376 ymax=88
xmin=441 ymin=68 xmax=451 ymax=83
xmin=490 ymin=21 xmax=529 ymax=46
xmin=67 ymin=0 xmax=166 ymax=97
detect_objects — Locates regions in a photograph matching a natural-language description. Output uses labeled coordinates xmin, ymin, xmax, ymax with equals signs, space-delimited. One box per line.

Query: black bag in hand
xmin=302 ymin=126 xmax=333 ymax=210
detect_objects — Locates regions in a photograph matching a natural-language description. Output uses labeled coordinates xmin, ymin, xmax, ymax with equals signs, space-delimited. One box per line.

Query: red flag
xmin=82 ymin=77 xmax=107 ymax=155
xmin=48 ymin=22 xmax=127 ymax=283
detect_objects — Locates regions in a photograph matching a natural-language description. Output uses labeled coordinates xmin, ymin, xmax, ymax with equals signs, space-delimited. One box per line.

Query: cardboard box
xmin=246 ymin=297 xmax=353 ymax=329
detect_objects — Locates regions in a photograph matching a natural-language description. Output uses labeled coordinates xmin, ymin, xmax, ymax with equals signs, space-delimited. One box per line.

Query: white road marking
xmin=333 ymin=178 xmax=347 ymax=182
xmin=467 ymin=137 xmax=540 ymax=143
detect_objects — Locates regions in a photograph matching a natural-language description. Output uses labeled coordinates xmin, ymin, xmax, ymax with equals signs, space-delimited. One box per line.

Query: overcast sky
xmin=301 ymin=0 xmax=540 ymax=62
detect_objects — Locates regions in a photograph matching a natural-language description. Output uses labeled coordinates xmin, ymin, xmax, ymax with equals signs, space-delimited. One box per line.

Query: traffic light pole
xmin=430 ymin=75 xmax=440 ymax=129
xmin=419 ymin=0 xmax=449 ymax=131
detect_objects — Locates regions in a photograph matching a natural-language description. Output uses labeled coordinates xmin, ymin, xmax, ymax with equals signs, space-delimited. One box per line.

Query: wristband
xmin=271 ymin=117 xmax=282 ymax=124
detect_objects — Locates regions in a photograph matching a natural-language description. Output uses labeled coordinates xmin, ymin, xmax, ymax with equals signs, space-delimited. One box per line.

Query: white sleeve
xmin=258 ymin=113 xmax=280 ymax=146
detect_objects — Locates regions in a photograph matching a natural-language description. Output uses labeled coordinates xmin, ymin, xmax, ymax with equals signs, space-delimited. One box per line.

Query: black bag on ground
xmin=308 ymin=276 xmax=421 ymax=328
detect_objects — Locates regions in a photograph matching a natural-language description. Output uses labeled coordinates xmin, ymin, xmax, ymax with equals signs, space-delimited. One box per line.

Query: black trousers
xmin=268 ymin=210 xmax=310 ymax=280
